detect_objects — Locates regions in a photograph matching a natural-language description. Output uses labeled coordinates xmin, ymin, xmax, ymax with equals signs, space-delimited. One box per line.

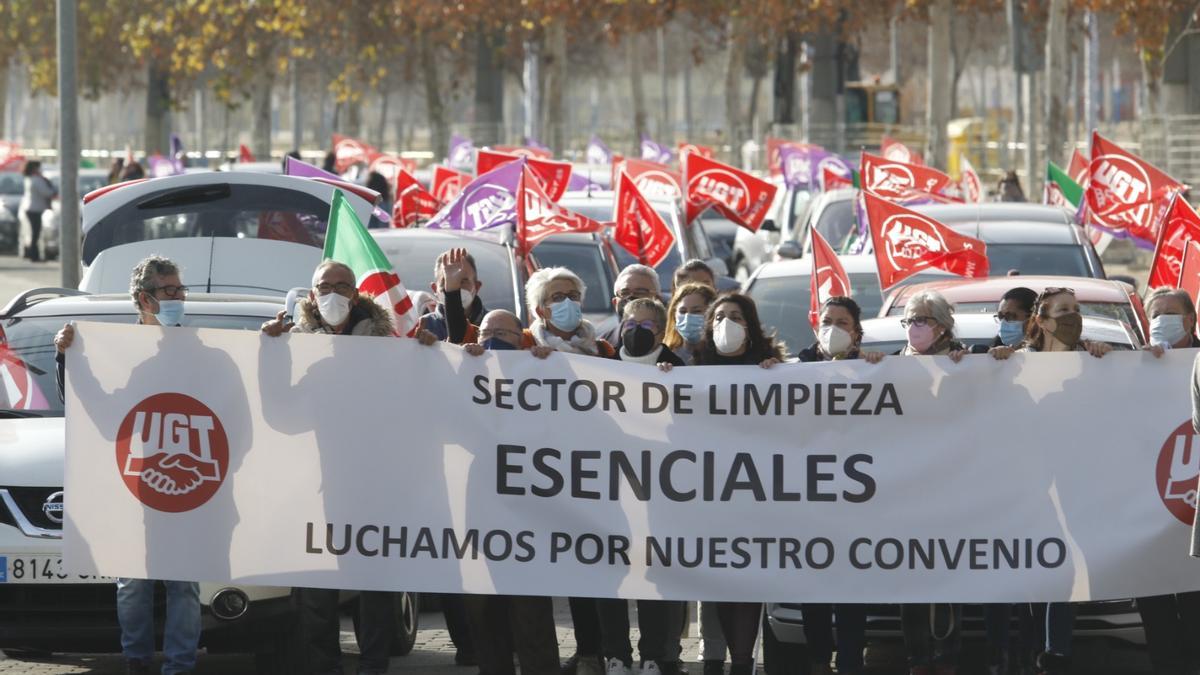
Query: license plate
xmin=0 ymin=555 xmax=113 ymax=584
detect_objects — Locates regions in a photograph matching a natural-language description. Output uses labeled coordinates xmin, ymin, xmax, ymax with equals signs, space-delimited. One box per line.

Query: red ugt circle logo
xmin=1156 ymin=420 xmax=1200 ymax=526
xmin=114 ymin=393 xmax=229 ymax=513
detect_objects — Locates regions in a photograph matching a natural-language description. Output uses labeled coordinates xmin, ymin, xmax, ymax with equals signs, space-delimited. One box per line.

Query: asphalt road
xmin=0 ymin=255 xmax=65 ymax=311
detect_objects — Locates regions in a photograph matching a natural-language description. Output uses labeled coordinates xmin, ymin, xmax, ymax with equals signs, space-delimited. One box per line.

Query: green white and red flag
xmin=324 ymin=189 xmax=419 ymax=337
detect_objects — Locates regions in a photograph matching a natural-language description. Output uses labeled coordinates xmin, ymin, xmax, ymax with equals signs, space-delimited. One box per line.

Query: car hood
xmin=80 ymin=237 xmax=321 ymax=296
xmin=0 ymin=416 xmax=64 ymax=487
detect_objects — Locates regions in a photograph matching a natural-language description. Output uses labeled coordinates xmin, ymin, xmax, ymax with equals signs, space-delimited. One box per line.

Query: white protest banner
xmin=63 ymin=322 xmax=1200 ymax=602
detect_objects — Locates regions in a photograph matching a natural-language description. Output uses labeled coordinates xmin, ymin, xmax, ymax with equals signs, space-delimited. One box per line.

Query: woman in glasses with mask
xmin=969 ymin=287 xmax=1038 ymax=361
xmin=1143 ymin=287 xmax=1200 ymax=356
xmin=663 ymin=283 xmax=717 ymax=365
xmin=615 ymin=297 xmax=686 ymax=367
xmin=896 ymin=291 xmax=967 ymax=360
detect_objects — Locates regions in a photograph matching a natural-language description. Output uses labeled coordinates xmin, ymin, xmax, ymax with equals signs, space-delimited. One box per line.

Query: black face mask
xmin=621 ymin=326 xmax=658 ymax=357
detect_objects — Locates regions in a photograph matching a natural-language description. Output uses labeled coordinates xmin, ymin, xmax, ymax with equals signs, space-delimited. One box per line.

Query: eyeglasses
xmin=549 ymin=290 xmax=582 ymax=303
xmin=617 ymin=288 xmax=656 ymax=301
xmin=479 ymin=328 xmax=521 ymax=341
xmin=621 ymin=319 xmax=659 ymax=333
xmin=993 ymin=312 xmax=1027 ymax=323
xmin=149 ymin=285 xmax=188 ymax=298
xmin=315 ymin=282 xmax=355 ymax=295
xmin=900 ymin=316 xmax=938 ymax=328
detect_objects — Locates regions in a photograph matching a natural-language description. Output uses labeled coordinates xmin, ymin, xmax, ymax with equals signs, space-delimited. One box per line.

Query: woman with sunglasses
xmin=1016 ymin=287 xmax=1109 ymax=675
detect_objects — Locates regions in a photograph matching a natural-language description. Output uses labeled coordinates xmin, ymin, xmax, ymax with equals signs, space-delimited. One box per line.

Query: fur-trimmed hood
xmin=292 ymin=295 xmax=395 ymax=337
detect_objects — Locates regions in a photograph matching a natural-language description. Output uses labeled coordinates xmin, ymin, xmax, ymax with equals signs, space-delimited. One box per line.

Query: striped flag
xmin=324 ymin=190 xmax=419 ymax=337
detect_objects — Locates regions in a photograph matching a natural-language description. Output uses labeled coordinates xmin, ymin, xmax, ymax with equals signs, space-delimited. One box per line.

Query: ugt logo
xmin=1156 ymin=420 xmax=1200 ymax=526
xmin=115 ymin=393 xmax=229 ymax=513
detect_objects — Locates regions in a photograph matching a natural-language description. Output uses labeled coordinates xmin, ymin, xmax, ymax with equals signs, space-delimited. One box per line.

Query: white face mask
xmin=1150 ymin=314 xmax=1188 ymax=347
xmin=317 ymin=292 xmax=351 ymax=326
xmin=713 ymin=318 xmax=747 ymax=355
xmin=818 ymin=324 xmax=853 ymax=357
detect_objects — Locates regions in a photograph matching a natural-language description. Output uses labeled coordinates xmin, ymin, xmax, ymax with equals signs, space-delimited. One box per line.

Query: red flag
xmin=822 ymin=165 xmax=854 ymax=191
xmin=683 ymin=153 xmax=778 ymax=230
xmin=392 ymin=170 xmax=440 ymax=228
xmin=1179 ymin=240 xmax=1200 ymax=315
xmin=677 ymin=142 xmax=715 ymax=162
xmin=1068 ymin=148 xmax=1090 ymax=187
xmin=238 ymin=144 xmax=255 ymax=163
xmin=1087 ymin=132 xmax=1183 ymax=244
xmin=432 ymin=165 xmax=472 ymax=205
xmin=332 ymin=134 xmax=379 ymax=173
xmin=960 ymin=155 xmax=982 ymax=203
xmin=618 ymin=158 xmax=684 ymax=203
xmin=477 ymin=149 xmax=573 ymax=201
xmin=809 ymin=227 xmax=851 ymax=331
xmin=863 ymin=191 xmax=989 ymax=290
xmin=860 ymin=152 xmax=960 ymax=202
xmin=493 ymin=144 xmax=552 ymax=160
xmin=1148 ymin=193 xmax=1200 ymax=288
xmin=516 ymin=166 xmax=604 ymax=255
xmin=881 ymin=136 xmax=924 ymax=165
xmin=614 ymin=171 xmax=676 ymax=268
xmin=369 ymin=154 xmax=418 ymax=183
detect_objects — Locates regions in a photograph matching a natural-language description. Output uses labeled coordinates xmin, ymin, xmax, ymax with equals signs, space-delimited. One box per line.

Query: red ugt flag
xmin=393 ymin=170 xmax=440 ymax=228
xmin=861 ymin=152 xmax=960 ymax=202
xmin=809 ymin=227 xmax=851 ymax=331
xmin=614 ymin=158 xmax=683 ymax=203
xmin=331 ymin=134 xmax=379 ymax=174
xmin=1068 ymin=148 xmax=1090 ymax=187
xmin=1179 ymin=240 xmax=1200 ymax=316
xmin=432 ymin=165 xmax=472 ymax=206
xmin=516 ymin=166 xmax=604 ymax=256
xmin=1149 ymin=192 xmax=1200 ymax=289
xmin=478 ymin=149 xmax=573 ymax=201
xmin=1087 ymin=132 xmax=1183 ymax=245
xmin=881 ymin=136 xmax=924 ymax=165
xmin=863 ymin=191 xmax=989 ymax=290
xmin=684 ymin=153 xmax=778 ymax=231
xmin=614 ymin=171 xmax=676 ymax=268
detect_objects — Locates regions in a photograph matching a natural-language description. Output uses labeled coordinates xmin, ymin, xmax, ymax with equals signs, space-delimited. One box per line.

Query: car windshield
xmin=986 ymin=244 xmax=1090 ymax=277
xmin=532 ymin=241 xmax=613 ymax=314
xmin=82 ymin=183 xmax=386 ymax=265
xmin=748 ymin=271 xmax=951 ymax=356
xmin=0 ymin=313 xmax=270 ymax=416
xmin=0 ymin=173 xmax=23 ymax=195
xmin=375 ymin=237 xmax=518 ymax=318
xmin=815 ymin=199 xmax=857 ymax=248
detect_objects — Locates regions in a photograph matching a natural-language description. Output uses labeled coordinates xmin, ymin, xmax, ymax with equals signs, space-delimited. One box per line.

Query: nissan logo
xmin=42 ymin=491 xmax=63 ymax=525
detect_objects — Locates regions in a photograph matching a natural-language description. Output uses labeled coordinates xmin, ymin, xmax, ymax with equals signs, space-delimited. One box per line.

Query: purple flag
xmin=284 ymin=156 xmax=392 ymax=226
xmin=640 ymin=135 xmax=673 ymax=164
xmin=425 ymin=157 xmax=525 ymax=231
xmin=815 ymin=154 xmax=854 ymax=189
xmin=448 ymin=133 xmax=475 ymax=171
xmin=524 ymin=137 xmax=551 ymax=153
xmin=586 ymin=135 xmax=612 ymax=165
xmin=567 ymin=172 xmax=606 ymax=192
xmin=779 ymin=146 xmax=817 ymax=190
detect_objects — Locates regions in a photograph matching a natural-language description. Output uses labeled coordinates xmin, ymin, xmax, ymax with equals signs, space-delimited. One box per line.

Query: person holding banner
xmin=970 ymin=287 xmax=1038 ymax=360
xmin=422 ymin=247 xmax=486 ymax=344
xmin=522 ymin=267 xmax=611 ymax=675
xmin=1142 ymin=287 xmax=1200 ymax=356
xmin=895 ymin=291 xmax=967 ymax=360
xmin=798 ymin=296 xmax=885 ymax=365
xmin=613 ymin=297 xmax=685 ymax=368
xmin=663 ymin=283 xmax=717 ymax=367
xmin=689 ymin=293 xmax=784 ymax=675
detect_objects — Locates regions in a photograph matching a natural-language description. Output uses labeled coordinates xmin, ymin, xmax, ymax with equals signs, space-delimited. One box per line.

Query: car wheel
xmin=391 ymin=591 xmax=420 ymax=656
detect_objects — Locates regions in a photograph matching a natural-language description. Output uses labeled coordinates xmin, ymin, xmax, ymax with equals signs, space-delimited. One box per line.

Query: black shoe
xmin=1035 ymin=652 xmax=1070 ymax=675
xmin=126 ymin=659 xmax=152 ymax=675
xmin=702 ymin=661 xmax=724 ymax=675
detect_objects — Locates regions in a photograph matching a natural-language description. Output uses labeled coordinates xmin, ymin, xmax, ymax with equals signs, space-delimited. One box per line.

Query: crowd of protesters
xmin=52 ymin=245 xmax=1200 ymax=675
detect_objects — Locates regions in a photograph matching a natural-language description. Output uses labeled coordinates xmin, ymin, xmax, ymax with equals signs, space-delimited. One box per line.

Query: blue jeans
xmin=116 ymin=578 xmax=201 ymax=674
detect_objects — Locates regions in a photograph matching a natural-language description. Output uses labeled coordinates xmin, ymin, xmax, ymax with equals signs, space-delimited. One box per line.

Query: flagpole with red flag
xmin=862 ymin=190 xmax=990 ymax=291
xmin=808 ymin=227 xmax=851 ymax=331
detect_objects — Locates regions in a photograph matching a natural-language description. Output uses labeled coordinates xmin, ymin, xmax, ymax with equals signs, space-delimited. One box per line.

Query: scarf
xmin=530 ymin=319 xmax=600 ymax=356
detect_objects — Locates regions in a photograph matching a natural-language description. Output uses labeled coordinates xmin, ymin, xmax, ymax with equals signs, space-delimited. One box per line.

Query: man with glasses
xmin=602 ymin=264 xmax=662 ymax=348
xmin=260 ymin=259 xmax=406 ymax=675
xmin=53 ymin=255 xmax=201 ymax=675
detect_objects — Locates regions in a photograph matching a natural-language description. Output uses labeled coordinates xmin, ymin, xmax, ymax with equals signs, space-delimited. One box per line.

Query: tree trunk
xmin=1044 ymin=0 xmax=1070 ymax=166
xmin=251 ymin=66 xmax=274 ymax=159
xmin=747 ymin=74 xmax=763 ymax=135
xmin=474 ymin=25 xmax=505 ymax=146
xmin=543 ymin=20 xmax=568 ymax=155
xmin=948 ymin=13 xmax=960 ymax=120
xmin=420 ymin=31 xmax=449 ymax=161
xmin=773 ymin=33 xmax=798 ymax=127
xmin=346 ymin=98 xmax=362 ymax=138
xmin=376 ymin=87 xmax=390 ymax=148
xmin=808 ymin=32 xmax=839 ymax=148
xmin=724 ymin=19 xmax=745 ymax=149
xmin=924 ymin=0 xmax=953 ymax=169
xmin=630 ymin=34 xmax=648 ymax=149
xmin=143 ymin=62 xmax=171 ymax=156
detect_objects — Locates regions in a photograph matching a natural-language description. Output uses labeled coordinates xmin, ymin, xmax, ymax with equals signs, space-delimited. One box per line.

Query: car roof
xmin=2 ymin=291 xmax=282 ymax=319
xmin=884 ymin=275 xmax=1131 ymax=306
xmin=911 ymin=203 xmax=1080 ymax=244
xmin=559 ymin=190 xmax=676 ymax=209
xmin=371 ymin=227 xmax=511 ymax=246
xmin=750 ymin=254 xmax=957 ymax=280
xmin=861 ymin=314 xmax=1137 ymax=347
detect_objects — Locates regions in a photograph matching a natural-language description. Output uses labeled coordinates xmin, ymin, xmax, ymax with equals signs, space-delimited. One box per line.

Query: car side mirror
xmin=775 ymin=241 xmax=802 ymax=259
xmin=759 ymin=219 xmax=778 ymax=233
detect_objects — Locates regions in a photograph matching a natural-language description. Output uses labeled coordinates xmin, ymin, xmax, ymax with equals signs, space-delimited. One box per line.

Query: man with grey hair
xmin=602 ymin=264 xmax=662 ymax=348
xmin=1144 ymin=287 xmax=1199 ymax=357
xmin=52 ymin=254 xmax=201 ymax=675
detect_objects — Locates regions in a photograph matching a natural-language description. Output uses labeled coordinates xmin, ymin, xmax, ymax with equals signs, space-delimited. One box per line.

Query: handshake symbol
xmin=124 ymin=452 xmax=222 ymax=496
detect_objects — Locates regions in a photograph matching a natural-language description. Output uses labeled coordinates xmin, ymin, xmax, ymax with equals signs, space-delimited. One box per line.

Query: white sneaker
xmin=607 ymin=657 xmax=634 ymax=675
xmin=640 ymin=661 xmax=662 ymax=675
